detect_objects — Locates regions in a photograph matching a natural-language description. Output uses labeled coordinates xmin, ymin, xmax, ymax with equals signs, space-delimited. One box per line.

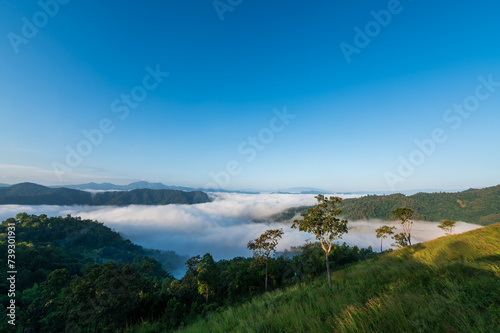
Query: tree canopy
xmin=375 ymin=225 xmax=397 ymax=252
xmin=438 ymin=219 xmax=457 ymax=235
xmin=392 ymin=207 xmax=415 ymax=246
xmin=247 ymin=229 xmax=284 ymax=292
xmin=292 ymin=195 xmax=348 ymax=288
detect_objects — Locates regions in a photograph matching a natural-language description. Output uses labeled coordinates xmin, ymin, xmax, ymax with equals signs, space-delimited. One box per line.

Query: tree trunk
xmin=265 ymin=256 xmax=268 ymax=293
xmin=326 ymin=251 xmax=332 ymax=289
xmin=380 ymin=238 xmax=383 ymax=252
xmin=205 ymin=286 xmax=209 ymax=304
xmin=93 ymin=318 xmax=99 ymax=333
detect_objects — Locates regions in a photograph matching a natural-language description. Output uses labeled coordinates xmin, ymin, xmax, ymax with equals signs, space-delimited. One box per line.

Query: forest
xmin=268 ymin=185 xmax=500 ymax=225
xmin=0 ymin=183 xmax=211 ymax=206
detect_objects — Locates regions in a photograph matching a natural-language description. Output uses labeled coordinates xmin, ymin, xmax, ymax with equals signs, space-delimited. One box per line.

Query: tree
xmin=247 ymin=229 xmax=284 ymax=292
xmin=292 ymin=195 xmax=348 ymax=288
xmin=392 ymin=207 xmax=415 ymax=246
xmin=197 ymin=253 xmax=217 ymax=304
xmin=392 ymin=232 xmax=409 ymax=248
xmin=177 ymin=255 xmax=203 ymax=305
xmin=438 ymin=219 xmax=456 ymax=235
xmin=375 ymin=225 xmax=396 ymax=252
xmin=62 ymin=262 xmax=146 ymax=332
xmin=23 ymin=269 xmax=71 ymax=333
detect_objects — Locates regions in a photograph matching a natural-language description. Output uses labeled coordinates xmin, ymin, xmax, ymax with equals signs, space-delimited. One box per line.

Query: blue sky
xmin=1 ymin=0 xmax=499 ymax=192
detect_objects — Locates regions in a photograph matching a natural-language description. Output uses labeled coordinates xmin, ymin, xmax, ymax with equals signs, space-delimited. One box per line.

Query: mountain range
xmin=53 ymin=181 xmax=259 ymax=194
xmin=0 ymin=183 xmax=211 ymax=206
xmin=0 ymin=181 xmax=472 ymax=196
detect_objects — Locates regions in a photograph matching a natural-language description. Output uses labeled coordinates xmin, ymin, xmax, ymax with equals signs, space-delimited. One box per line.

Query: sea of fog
xmin=0 ymin=192 xmax=481 ymax=260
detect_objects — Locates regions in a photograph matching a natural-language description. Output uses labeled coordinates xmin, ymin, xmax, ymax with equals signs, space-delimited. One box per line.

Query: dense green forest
xmin=0 ymin=183 xmax=211 ymax=206
xmin=0 ymin=214 xmax=374 ymax=332
xmin=268 ymin=185 xmax=500 ymax=225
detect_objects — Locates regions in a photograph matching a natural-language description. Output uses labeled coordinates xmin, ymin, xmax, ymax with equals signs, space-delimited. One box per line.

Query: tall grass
xmin=177 ymin=224 xmax=500 ymax=333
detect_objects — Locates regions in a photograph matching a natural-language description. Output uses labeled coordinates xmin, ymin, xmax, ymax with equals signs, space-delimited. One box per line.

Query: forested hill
xmin=0 ymin=183 xmax=211 ymax=206
xmin=0 ymin=213 xmax=172 ymax=291
xmin=341 ymin=185 xmax=500 ymax=225
xmin=269 ymin=185 xmax=500 ymax=225
xmin=0 ymin=213 xmax=187 ymax=332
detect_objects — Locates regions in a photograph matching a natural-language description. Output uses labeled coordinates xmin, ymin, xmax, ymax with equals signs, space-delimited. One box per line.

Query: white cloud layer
xmin=0 ymin=193 xmax=481 ymax=260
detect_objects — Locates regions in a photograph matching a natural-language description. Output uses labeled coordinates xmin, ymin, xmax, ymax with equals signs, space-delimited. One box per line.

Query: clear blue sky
xmin=1 ymin=0 xmax=499 ymax=192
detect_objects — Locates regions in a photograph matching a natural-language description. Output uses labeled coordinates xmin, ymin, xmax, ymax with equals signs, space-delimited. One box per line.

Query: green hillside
xmin=0 ymin=183 xmax=92 ymax=205
xmin=341 ymin=185 xmax=500 ymax=225
xmin=178 ymin=224 xmax=500 ymax=333
xmin=0 ymin=214 xmax=187 ymax=332
xmin=92 ymin=188 xmax=210 ymax=205
xmin=269 ymin=185 xmax=500 ymax=225
xmin=0 ymin=213 xmax=185 ymax=290
xmin=0 ymin=183 xmax=212 ymax=206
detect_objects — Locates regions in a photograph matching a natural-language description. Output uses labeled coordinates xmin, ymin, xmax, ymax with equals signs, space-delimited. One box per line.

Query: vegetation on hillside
xmin=0 ymin=183 xmax=211 ymax=206
xmin=268 ymin=185 xmax=500 ymax=225
xmin=292 ymin=195 xmax=348 ymax=288
xmin=178 ymin=224 xmax=500 ymax=333
xmin=247 ymin=229 xmax=284 ymax=292
xmin=438 ymin=219 xmax=457 ymax=235
xmin=0 ymin=214 xmax=374 ymax=332
xmin=0 ymin=213 xmax=183 ymax=291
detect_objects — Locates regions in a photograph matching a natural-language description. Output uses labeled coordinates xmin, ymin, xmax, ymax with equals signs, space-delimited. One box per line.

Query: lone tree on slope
xmin=292 ymin=195 xmax=348 ymax=289
xmin=391 ymin=232 xmax=409 ymax=248
xmin=375 ymin=225 xmax=397 ymax=252
xmin=438 ymin=219 xmax=457 ymax=236
xmin=247 ymin=228 xmax=284 ymax=292
xmin=392 ymin=207 xmax=415 ymax=246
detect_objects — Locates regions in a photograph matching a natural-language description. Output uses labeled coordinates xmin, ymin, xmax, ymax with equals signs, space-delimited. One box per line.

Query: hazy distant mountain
xmin=277 ymin=187 xmax=335 ymax=194
xmin=0 ymin=183 xmax=211 ymax=206
xmin=57 ymin=182 xmax=123 ymax=191
xmin=0 ymin=183 xmax=11 ymax=187
xmin=18 ymin=181 xmax=465 ymax=196
xmin=343 ymin=189 xmax=465 ymax=196
xmin=299 ymin=190 xmax=334 ymax=195
xmin=59 ymin=181 xmax=259 ymax=194
xmin=57 ymin=181 xmax=194 ymax=192
xmin=203 ymin=188 xmax=259 ymax=194
xmin=275 ymin=187 xmax=465 ymax=196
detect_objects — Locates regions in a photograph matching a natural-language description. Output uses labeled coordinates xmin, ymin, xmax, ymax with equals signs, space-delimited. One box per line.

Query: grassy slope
xmin=177 ymin=224 xmax=500 ymax=333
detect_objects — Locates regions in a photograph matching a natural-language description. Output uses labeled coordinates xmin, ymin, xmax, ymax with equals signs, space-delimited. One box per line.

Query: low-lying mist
xmin=0 ymin=192 xmax=481 ymax=262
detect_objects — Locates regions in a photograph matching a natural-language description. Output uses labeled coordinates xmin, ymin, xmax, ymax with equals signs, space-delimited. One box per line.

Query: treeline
xmin=0 ymin=214 xmax=374 ymax=332
xmin=0 ymin=183 xmax=211 ymax=206
xmin=268 ymin=185 xmax=500 ymax=225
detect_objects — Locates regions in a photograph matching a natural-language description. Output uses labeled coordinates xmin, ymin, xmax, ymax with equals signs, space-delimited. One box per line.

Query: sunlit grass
xmin=177 ymin=224 xmax=500 ymax=333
